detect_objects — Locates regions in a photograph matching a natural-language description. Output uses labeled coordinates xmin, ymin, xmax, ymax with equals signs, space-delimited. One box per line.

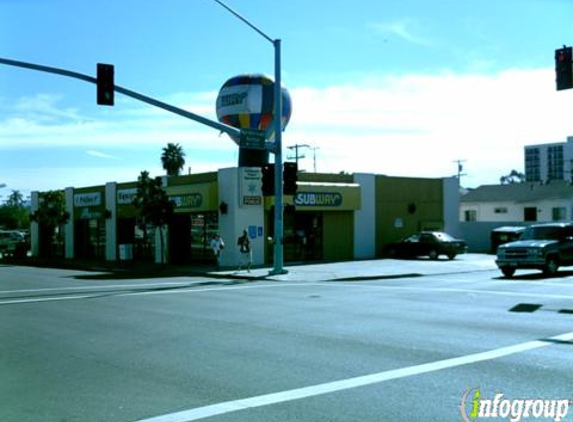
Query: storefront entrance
xmin=267 ymin=208 xmax=324 ymax=263
xmin=74 ymin=219 xmax=105 ymax=259
xmin=168 ymin=212 xmax=218 ymax=264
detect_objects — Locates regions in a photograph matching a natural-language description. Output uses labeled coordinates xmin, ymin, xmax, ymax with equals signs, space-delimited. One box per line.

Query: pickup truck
xmin=496 ymin=223 xmax=573 ymax=278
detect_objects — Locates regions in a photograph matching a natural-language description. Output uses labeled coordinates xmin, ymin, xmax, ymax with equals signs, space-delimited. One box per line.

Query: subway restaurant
xmin=30 ymin=168 xmax=459 ymax=266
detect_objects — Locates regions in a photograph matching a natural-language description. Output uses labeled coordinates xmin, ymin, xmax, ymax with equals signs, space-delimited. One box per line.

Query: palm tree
xmin=161 ymin=143 xmax=186 ymax=176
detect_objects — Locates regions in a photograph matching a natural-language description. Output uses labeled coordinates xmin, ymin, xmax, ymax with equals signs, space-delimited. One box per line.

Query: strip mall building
xmin=30 ymin=168 xmax=460 ymax=266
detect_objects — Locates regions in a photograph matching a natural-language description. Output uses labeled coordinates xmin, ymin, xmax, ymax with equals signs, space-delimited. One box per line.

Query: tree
xmin=500 ymin=170 xmax=525 ymax=185
xmin=0 ymin=190 xmax=29 ymax=230
xmin=161 ymin=143 xmax=186 ymax=176
xmin=133 ymin=171 xmax=175 ymax=264
xmin=5 ymin=190 xmax=24 ymax=208
xmin=31 ymin=190 xmax=70 ymax=257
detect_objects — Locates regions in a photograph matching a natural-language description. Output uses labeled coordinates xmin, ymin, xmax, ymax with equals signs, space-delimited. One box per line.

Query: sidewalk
xmin=4 ymin=253 xmax=498 ymax=282
xmin=208 ymin=253 xmax=498 ymax=282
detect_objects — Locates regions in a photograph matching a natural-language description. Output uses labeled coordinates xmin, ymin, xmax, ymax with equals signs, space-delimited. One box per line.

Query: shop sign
xmin=172 ymin=193 xmax=203 ymax=208
xmin=239 ymin=167 xmax=262 ymax=207
xmin=74 ymin=192 xmax=101 ymax=207
xmin=79 ymin=208 xmax=102 ymax=220
xmin=117 ymin=188 xmax=137 ymax=205
xmin=294 ymin=192 xmax=343 ymax=207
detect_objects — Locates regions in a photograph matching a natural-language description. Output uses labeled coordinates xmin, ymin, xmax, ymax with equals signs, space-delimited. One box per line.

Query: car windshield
xmin=433 ymin=232 xmax=455 ymax=241
xmin=520 ymin=226 xmax=566 ymax=241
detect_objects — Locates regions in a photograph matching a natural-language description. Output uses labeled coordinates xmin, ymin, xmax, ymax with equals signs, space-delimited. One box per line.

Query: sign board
xmin=74 ymin=192 xmax=101 ymax=207
xmin=240 ymin=129 xmax=266 ymax=150
xmin=117 ymin=188 xmax=137 ymax=205
xmin=294 ymin=192 xmax=343 ymax=207
xmin=239 ymin=167 xmax=262 ymax=207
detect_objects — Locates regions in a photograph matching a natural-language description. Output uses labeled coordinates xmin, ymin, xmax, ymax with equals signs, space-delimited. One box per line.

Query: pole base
xmin=268 ymin=268 xmax=288 ymax=276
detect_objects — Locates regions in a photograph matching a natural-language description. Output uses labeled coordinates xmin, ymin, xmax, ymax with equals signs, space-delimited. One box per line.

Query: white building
xmin=460 ymin=181 xmax=573 ymax=223
xmin=524 ymin=136 xmax=573 ymax=182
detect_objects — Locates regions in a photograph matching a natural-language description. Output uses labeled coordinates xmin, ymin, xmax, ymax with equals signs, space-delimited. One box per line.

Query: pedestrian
xmin=237 ymin=229 xmax=252 ymax=272
xmin=209 ymin=234 xmax=225 ymax=267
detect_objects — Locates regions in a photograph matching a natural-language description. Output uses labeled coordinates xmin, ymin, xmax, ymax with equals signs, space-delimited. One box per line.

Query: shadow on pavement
xmin=495 ymin=270 xmax=573 ymax=281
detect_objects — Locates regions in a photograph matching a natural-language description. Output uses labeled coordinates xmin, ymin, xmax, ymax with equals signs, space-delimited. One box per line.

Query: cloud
xmin=86 ymin=150 xmax=120 ymax=160
xmin=284 ymin=67 xmax=569 ymax=185
xmin=2 ymin=67 xmax=571 ymax=192
xmin=367 ymin=19 xmax=436 ymax=47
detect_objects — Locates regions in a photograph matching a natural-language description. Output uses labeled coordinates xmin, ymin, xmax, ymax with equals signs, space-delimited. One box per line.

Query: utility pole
xmin=287 ymin=144 xmax=310 ymax=168
xmin=311 ymin=147 xmax=319 ymax=173
xmin=453 ymin=159 xmax=467 ymax=183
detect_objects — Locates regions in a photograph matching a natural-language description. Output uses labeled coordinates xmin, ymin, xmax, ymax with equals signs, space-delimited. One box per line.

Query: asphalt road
xmin=1 ymin=263 xmax=573 ymax=422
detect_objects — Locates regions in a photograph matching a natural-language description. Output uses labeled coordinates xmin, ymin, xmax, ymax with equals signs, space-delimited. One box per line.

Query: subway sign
xmin=171 ymin=193 xmax=203 ymax=208
xmin=294 ymin=192 xmax=343 ymax=207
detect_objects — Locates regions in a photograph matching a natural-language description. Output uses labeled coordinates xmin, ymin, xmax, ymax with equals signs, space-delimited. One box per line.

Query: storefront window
xmin=74 ymin=218 xmax=105 ymax=259
xmin=190 ymin=212 xmax=218 ymax=262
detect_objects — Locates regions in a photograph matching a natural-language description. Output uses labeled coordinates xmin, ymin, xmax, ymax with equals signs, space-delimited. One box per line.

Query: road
xmin=1 ymin=262 xmax=572 ymax=422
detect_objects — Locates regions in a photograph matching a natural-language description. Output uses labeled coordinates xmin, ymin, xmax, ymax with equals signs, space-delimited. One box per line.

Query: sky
xmin=1 ymin=0 xmax=573 ymax=200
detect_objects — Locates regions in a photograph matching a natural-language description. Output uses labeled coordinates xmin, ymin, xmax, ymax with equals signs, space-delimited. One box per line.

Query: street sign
xmin=240 ymin=129 xmax=266 ymax=150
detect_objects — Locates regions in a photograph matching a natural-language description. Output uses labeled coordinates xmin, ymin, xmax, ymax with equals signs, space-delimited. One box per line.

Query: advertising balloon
xmin=216 ymin=74 xmax=292 ymax=144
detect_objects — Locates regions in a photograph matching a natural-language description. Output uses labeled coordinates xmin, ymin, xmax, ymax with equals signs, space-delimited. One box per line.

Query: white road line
xmin=131 ymin=330 xmax=573 ymax=422
xmin=0 ymin=282 xmax=304 ymax=305
xmin=0 ymin=295 xmax=95 ymax=305
xmin=0 ymin=282 xmax=195 ymax=294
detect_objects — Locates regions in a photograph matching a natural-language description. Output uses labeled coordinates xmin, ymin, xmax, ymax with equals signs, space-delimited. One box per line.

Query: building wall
xmin=461 ymin=199 xmax=573 ymax=222
xmin=460 ymin=221 xmax=528 ymax=253
xmin=525 ymin=136 xmax=573 ymax=182
xmin=323 ymin=211 xmax=354 ymax=261
xmin=353 ymin=173 xmax=376 ymax=259
xmin=375 ymin=176 xmax=444 ymax=255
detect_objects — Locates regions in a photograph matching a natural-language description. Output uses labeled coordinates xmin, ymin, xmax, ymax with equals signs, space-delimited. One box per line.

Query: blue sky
xmin=1 ymin=0 xmax=573 ymax=199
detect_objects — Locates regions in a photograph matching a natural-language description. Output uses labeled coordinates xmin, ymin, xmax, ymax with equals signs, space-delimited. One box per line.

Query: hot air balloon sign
xmin=216 ymin=74 xmax=292 ymax=149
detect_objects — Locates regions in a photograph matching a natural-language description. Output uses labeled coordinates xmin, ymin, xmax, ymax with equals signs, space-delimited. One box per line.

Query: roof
xmin=461 ymin=181 xmax=573 ymax=203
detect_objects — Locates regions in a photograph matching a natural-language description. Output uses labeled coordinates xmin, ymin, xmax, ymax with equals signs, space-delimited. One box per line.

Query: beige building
xmin=31 ymin=168 xmax=460 ymax=266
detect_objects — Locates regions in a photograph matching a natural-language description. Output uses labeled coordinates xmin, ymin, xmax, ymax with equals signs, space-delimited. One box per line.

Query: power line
xmin=287 ymin=144 xmax=310 ymax=168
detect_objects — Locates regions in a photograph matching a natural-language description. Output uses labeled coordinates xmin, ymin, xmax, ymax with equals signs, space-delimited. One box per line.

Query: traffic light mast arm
xmin=0 ymin=56 xmax=241 ymax=141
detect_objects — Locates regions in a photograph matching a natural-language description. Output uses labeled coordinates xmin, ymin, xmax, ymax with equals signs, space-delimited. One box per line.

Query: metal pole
xmin=271 ymin=39 xmax=286 ymax=275
xmin=0 ymin=57 xmax=241 ymax=140
xmin=211 ymin=0 xmax=287 ymax=275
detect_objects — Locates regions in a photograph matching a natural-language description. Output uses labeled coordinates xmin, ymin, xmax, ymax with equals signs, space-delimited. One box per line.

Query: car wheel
xmin=447 ymin=253 xmax=456 ymax=260
xmin=501 ymin=267 xmax=515 ymax=278
xmin=428 ymin=249 xmax=439 ymax=260
xmin=543 ymin=256 xmax=559 ymax=276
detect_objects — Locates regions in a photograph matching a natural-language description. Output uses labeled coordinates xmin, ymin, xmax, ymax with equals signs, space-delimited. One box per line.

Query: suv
xmin=496 ymin=223 xmax=573 ymax=278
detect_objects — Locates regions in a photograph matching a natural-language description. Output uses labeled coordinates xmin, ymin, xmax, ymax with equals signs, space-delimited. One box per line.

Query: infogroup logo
xmin=460 ymin=388 xmax=571 ymax=422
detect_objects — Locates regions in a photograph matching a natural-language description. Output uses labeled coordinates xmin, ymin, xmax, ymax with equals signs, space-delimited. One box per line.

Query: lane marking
xmin=0 ymin=294 xmax=95 ymax=305
xmin=0 ymin=281 xmax=197 ymax=294
xmin=0 ymin=282 xmax=305 ymax=305
xmin=131 ymin=331 xmax=573 ymax=422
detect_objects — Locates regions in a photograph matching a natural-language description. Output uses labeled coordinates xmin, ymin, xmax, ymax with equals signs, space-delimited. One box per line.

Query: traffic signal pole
xmin=271 ymin=38 xmax=287 ymax=275
xmin=0 ymin=57 xmax=241 ymax=140
xmin=213 ymin=0 xmax=287 ymax=275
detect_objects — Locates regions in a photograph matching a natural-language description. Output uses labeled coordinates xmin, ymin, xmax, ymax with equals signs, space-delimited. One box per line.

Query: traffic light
xmin=555 ymin=46 xmax=573 ymax=91
xmin=262 ymin=164 xmax=275 ymax=196
xmin=97 ymin=63 xmax=115 ymax=105
xmin=283 ymin=162 xmax=298 ymax=195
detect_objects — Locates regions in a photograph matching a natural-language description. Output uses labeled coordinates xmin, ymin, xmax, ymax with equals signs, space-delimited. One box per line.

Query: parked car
xmin=0 ymin=230 xmax=27 ymax=257
xmin=386 ymin=231 xmax=468 ymax=260
xmin=496 ymin=223 xmax=573 ymax=278
xmin=490 ymin=226 xmax=526 ymax=253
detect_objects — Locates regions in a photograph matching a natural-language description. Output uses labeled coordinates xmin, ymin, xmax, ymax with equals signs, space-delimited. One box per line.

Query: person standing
xmin=209 ymin=234 xmax=225 ymax=268
xmin=237 ymin=229 xmax=252 ymax=272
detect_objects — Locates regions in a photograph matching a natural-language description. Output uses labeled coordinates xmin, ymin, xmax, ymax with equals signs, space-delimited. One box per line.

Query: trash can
xmin=119 ymin=244 xmax=133 ymax=260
